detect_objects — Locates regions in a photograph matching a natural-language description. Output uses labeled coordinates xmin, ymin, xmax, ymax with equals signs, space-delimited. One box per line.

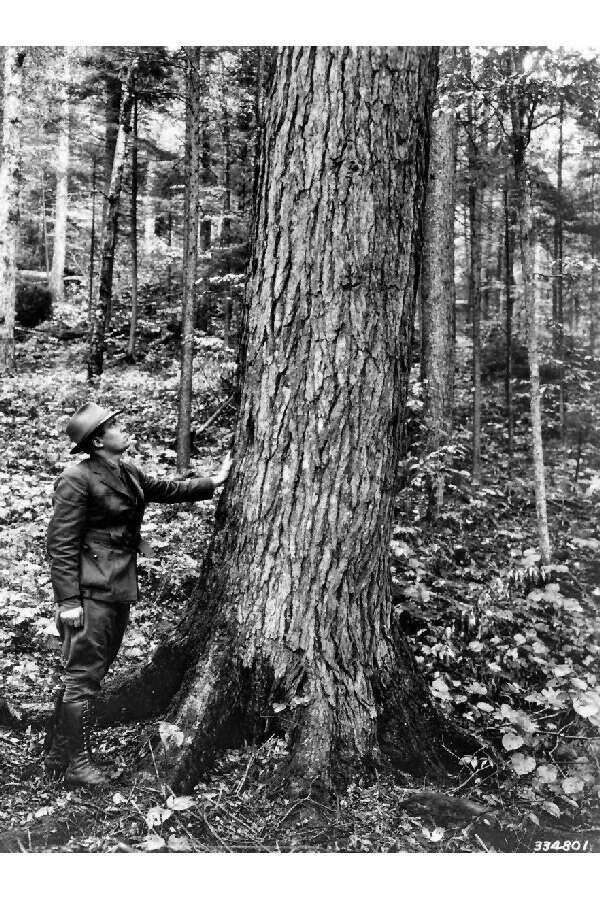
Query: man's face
xmin=95 ymin=417 xmax=131 ymax=454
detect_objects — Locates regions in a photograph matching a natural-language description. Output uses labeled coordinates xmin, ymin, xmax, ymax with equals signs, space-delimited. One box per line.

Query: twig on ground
xmin=147 ymin=740 xmax=166 ymax=799
xmin=474 ymin=832 xmax=490 ymax=852
xmin=199 ymin=809 xmax=232 ymax=852
xmin=236 ymin=747 xmax=258 ymax=795
xmin=275 ymin=794 xmax=312 ymax=829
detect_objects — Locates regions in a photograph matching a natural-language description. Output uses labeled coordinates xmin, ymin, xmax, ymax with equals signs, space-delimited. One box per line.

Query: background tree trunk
xmin=221 ymin=62 xmax=233 ymax=346
xmin=195 ymin=51 xmax=211 ymax=334
xmin=509 ymin=49 xmax=551 ymax=565
xmin=221 ymin=57 xmax=232 ymax=247
xmin=465 ymin=49 xmax=487 ymax=483
xmin=590 ymin=159 xmax=597 ymax=355
xmin=98 ymin=46 xmax=475 ymax=798
xmin=482 ymin=190 xmax=495 ymax=320
xmin=554 ymin=97 xmax=566 ymax=443
xmin=421 ymin=46 xmax=457 ymax=518
xmin=0 ymin=48 xmax=26 ymax=373
xmin=87 ymin=60 xmax=138 ymax=380
xmin=126 ymin=88 xmax=139 ymax=362
xmin=176 ymin=48 xmax=202 ymax=472
xmin=88 ymin=155 xmax=97 ymax=322
xmin=103 ymin=73 xmax=123 ymax=325
xmin=41 ymin=169 xmax=50 ymax=278
xmin=49 ymin=48 xmax=70 ymax=303
xmin=503 ymin=181 xmax=515 ymax=464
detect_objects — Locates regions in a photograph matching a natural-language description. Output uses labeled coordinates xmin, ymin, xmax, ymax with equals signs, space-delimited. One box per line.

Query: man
xmin=45 ymin=401 xmax=231 ymax=788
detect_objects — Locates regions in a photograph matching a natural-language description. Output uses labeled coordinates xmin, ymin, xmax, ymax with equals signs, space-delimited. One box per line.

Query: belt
xmin=83 ymin=529 xmax=154 ymax=556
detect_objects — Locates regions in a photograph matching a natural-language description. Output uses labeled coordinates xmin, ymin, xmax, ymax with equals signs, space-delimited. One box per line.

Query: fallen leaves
xmin=502 ymin=732 xmax=524 ymax=751
xmin=535 ymin=765 xmax=558 ymax=784
xmin=510 ymin=753 xmax=537 ymax=776
xmin=561 ymin=777 xmax=585 ymax=796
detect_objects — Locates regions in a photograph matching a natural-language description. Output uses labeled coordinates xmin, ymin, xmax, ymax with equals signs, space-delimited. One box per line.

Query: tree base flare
xmin=119 ymin=627 xmax=483 ymax=797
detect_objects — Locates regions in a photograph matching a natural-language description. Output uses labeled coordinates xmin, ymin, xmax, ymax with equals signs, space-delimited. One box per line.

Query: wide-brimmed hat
xmin=66 ymin=402 xmax=124 ymax=454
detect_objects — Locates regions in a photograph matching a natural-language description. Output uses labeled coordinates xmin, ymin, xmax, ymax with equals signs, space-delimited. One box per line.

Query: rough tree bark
xmin=87 ymin=59 xmax=138 ymax=380
xmin=49 ymin=48 xmax=70 ymax=303
xmin=508 ymin=48 xmax=551 ymax=565
xmin=176 ymin=48 xmax=202 ymax=472
xmin=0 ymin=47 xmax=26 ymax=374
xmin=98 ymin=47 xmax=476 ymax=797
xmin=420 ymin=46 xmax=456 ymax=518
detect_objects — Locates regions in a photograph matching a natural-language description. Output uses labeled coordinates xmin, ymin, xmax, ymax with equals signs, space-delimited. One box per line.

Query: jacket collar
xmin=121 ymin=461 xmax=144 ymax=504
xmin=88 ymin=455 xmax=143 ymax=504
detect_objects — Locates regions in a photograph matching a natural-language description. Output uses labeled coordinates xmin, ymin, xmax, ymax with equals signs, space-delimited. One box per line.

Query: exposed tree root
xmin=0 ymin=697 xmax=25 ymax=729
xmin=95 ymin=566 xmax=220 ymax=727
xmin=0 ymin=811 xmax=92 ymax=853
xmin=95 ymin=635 xmax=192 ymax=727
xmin=147 ymin=626 xmax=245 ymax=794
xmin=94 ymin=605 xmax=486 ymax=797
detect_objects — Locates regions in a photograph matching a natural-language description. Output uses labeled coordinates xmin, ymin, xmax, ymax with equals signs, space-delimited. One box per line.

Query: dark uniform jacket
xmin=47 ymin=455 xmax=214 ymax=610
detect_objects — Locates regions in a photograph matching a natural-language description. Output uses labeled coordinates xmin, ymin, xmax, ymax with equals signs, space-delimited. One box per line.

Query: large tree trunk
xmin=99 ymin=47 xmax=476 ymax=797
xmin=420 ymin=46 xmax=456 ymax=518
xmin=87 ymin=60 xmax=138 ymax=380
xmin=509 ymin=49 xmax=551 ymax=565
xmin=0 ymin=48 xmax=26 ymax=374
xmin=176 ymin=48 xmax=202 ymax=472
xmin=49 ymin=48 xmax=70 ymax=303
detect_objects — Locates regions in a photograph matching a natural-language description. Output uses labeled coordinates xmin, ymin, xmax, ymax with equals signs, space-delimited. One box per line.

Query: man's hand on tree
xmin=59 ymin=605 xmax=84 ymax=628
xmin=211 ymin=452 xmax=232 ymax=488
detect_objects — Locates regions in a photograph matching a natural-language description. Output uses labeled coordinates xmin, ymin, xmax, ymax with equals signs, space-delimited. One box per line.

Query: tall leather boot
xmin=44 ymin=686 xmax=69 ymax=777
xmin=63 ymin=699 xmax=108 ymax=788
xmin=87 ymin=697 xmax=109 ymax=766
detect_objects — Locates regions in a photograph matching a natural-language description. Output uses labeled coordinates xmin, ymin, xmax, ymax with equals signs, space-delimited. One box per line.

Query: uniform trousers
xmin=56 ymin=598 xmax=130 ymax=703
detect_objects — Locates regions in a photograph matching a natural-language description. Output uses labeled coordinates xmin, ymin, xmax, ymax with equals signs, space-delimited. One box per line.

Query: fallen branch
xmin=194 ymin=394 xmax=235 ymax=437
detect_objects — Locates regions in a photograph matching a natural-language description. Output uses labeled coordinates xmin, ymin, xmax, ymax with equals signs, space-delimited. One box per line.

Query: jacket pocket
xmin=79 ymin=543 xmax=112 ymax=591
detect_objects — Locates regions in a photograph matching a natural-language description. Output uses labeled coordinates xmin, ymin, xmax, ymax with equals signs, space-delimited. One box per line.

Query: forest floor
xmin=1 ymin=294 xmax=600 ymax=853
